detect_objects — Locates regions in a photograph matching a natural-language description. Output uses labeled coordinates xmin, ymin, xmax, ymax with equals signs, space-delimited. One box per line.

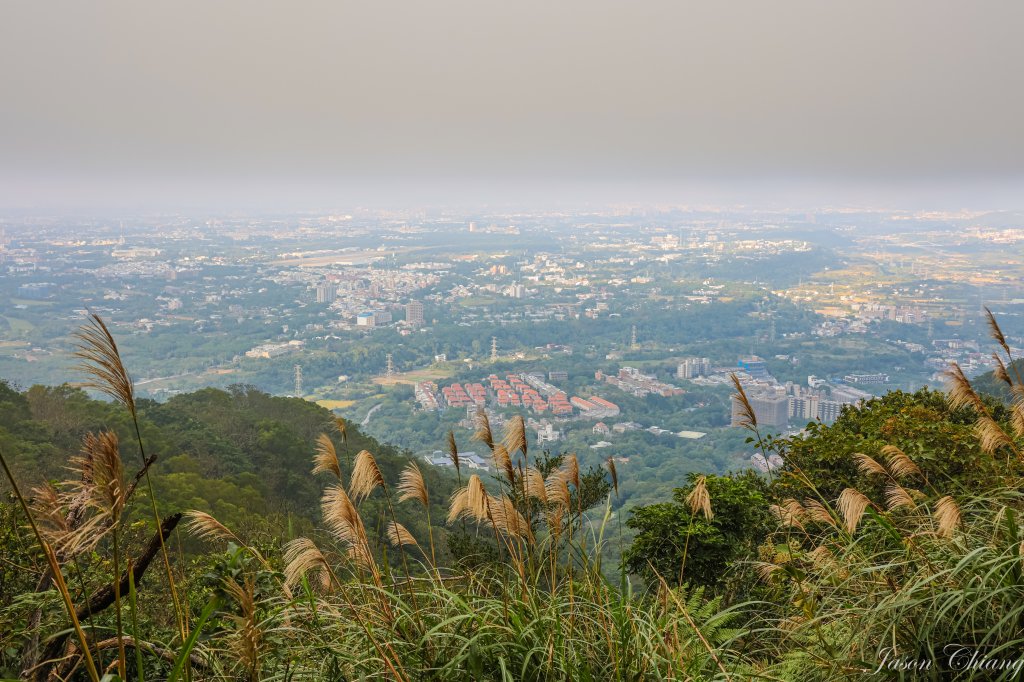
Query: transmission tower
xmin=768 ymin=317 xmax=777 ymax=344
xmin=631 ymin=325 xmax=638 ymax=350
xmin=385 ymin=353 xmax=395 ymax=377
xmin=293 ymin=364 xmax=303 ymax=396
xmin=490 ymin=336 xmax=498 ymax=362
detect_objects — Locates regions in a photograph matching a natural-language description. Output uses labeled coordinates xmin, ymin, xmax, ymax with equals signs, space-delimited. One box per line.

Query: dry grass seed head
xmin=283 ymin=538 xmax=332 ymax=589
xmin=473 ymin=409 xmax=494 ymax=451
xmin=779 ymin=615 xmax=806 ymax=633
xmin=771 ymin=499 xmax=806 ymax=531
xmin=184 ymin=510 xmax=242 ymax=545
xmin=853 ymin=453 xmax=888 ymax=477
xmin=386 ymin=521 xmax=419 ymax=548
xmin=397 ymin=462 xmax=429 ymax=508
xmin=837 ymin=488 xmax=872 ymax=533
xmin=30 ymin=483 xmax=77 ymax=553
xmin=523 ymin=466 xmax=547 ymax=504
xmin=223 ymin=576 xmax=261 ymax=672
xmin=686 ymin=476 xmax=713 ymax=520
xmin=72 ymin=430 xmax=126 ymax=519
xmin=448 ymin=474 xmax=489 ymax=524
xmin=881 ymin=445 xmax=923 ymax=480
xmin=312 ymin=434 xmax=342 ymax=480
xmin=446 ymin=430 xmax=460 ymax=471
xmin=349 ymin=450 xmax=385 ymax=503
xmin=322 ymin=484 xmax=369 ymax=548
xmin=490 ymin=494 xmax=532 ymax=541
xmin=562 ymin=454 xmax=580 ymax=490
xmin=807 ymin=545 xmax=836 ymax=571
xmin=72 ymin=314 xmax=136 ymax=416
xmin=545 ymin=505 xmax=565 ymax=537
xmin=334 ymin=417 xmax=348 ymax=443
xmin=729 ymin=373 xmax=757 ymax=430
xmin=1012 ymin=401 xmax=1024 ymax=440
xmin=976 ymin=416 xmax=1017 ymax=456
xmin=944 ymin=363 xmax=987 ymax=413
xmin=993 ymin=354 xmax=1013 ymax=387
xmin=492 ymin=444 xmax=515 ymax=484
xmin=606 ymin=457 xmax=619 ymax=496
xmin=985 ymin=306 xmax=1011 ymax=355
xmin=502 ymin=414 xmax=527 ymax=458
xmin=756 ymin=561 xmax=783 ymax=583
xmin=883 ymin=483 xmax=916 ymax=511
xmin=544 ymin=472 xmax=571 ymax=509
xmin=31 ymin=483 xmax=67 ymax=532
xmin=346 ymin=543 xmax=376 ymax=572
xmin=934 ymin=495 xmax=962 ymax=538
xmin=803 ymin=499 xmax=839 ymax=528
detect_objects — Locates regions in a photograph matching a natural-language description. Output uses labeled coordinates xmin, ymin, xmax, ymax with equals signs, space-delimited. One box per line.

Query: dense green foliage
xmin=624 ymin=472 xmax=772 ymax=589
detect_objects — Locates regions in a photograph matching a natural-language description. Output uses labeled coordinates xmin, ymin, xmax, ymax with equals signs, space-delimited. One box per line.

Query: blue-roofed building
xmin=737 ymin=355 xmax=769 ymax=380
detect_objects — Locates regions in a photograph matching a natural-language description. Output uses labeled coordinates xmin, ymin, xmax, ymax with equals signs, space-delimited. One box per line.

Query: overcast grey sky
xmin=1 ymin=1 xmax=1022 ymax=209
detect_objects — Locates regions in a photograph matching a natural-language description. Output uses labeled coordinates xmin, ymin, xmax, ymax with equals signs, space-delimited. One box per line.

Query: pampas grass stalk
xmin=678 ymin=476 xmax=713 ymax=586
xmin=313 ymin=434 xmax=343 ymax=481
xmin=398 ymin=462 xmax=436 ymax=567
xmin=349 ymin=450 xmax=385 ymax=504
xmin=837 ymin=488 xmax=872 ymax=533
xmin=730 ymin=372 xmax=777 ymax=484
xmin=473 ymin=408 xmax=494 ymax=452
xmin=72 ymin=314 xmax=187 ymax=651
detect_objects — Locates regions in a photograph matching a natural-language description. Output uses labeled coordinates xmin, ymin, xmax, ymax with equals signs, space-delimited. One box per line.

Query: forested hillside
xmin=0 ymin=380 xmax=456 ymax=546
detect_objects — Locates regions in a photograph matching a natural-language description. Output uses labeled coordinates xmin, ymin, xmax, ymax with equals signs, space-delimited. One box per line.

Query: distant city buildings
xmin=16 ymin=282 xmax=54 ymax=300
xmin=854 ymin=303 xmax=927 ymax=325
xmin=245 ymin=340 xmax=304 ymax=359
xmin=111 ymin=247 xmax=161 ymax=259
xmin=315 ymin=281 xmax=337 ymax=303
xmin=843 ymin=372 xmax=890 ymax=384
xmin=732 ymin=391 xmax=790 ymax=429
xmin=731 ymin=376 xmax=873 ymax=430
xmin=677 ymin=357 xmax=711 ymax=379
xmin=405 ymin=300 xmax=424 ymax=326
xmin=599 ymin=366 xmax=684 ymax=397
xmin=3 ymin=207 xmax=1010 ymax=459
xmin=528 ymin=418 xmax=562 ymax=444
xmin=414 ymin=371 xmax=621 ymax=420
xmin=505 ymin=283 xmax=526 ymax=298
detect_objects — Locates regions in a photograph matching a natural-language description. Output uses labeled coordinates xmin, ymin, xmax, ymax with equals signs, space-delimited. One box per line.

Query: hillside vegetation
xmin=2 ymin=312 xmax=1024 ymax=680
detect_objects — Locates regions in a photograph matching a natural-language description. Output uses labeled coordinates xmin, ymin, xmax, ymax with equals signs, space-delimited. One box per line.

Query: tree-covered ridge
xmin=0 ymin=380 xmax=455 ymax=541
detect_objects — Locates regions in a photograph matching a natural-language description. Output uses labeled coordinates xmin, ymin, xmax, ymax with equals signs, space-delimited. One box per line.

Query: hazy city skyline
xmin=2 ymin=1 xmax=1023 ymax=210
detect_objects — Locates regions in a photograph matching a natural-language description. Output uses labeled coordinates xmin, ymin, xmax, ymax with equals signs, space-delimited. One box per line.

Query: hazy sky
xmin=1 ymin=1 xmax=1022 ymax=209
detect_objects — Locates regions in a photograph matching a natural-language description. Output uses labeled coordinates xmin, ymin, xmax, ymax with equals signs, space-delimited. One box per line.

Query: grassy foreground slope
xmin=2 ymin=313 xmax=1024 ymax=680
